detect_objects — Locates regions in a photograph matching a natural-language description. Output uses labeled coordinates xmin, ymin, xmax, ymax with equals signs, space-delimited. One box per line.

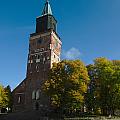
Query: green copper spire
xmin=36 ymin=0 xmax=57 ymax=33
xmin=42 ymin=0 xmax=53 ymax=16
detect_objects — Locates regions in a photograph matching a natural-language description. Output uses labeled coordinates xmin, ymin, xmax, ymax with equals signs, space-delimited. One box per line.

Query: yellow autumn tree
xmin=43 ymin=60 xmax=89 ymax=114
xmin=0 ymin=85 xmax=8 ymax=113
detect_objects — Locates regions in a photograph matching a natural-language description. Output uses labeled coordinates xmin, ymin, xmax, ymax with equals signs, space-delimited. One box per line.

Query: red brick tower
xmin=12 ymin=0 xmax=62 ymax=111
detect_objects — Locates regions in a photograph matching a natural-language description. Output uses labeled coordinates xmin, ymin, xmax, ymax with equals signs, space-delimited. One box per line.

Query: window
xmin=36 ymin=90 xmax=40 ymax=100
xmin=18 ymin=96 xmax=21 ymax=103
xmin=49 ymin=44 xmax=52 ymax=49
xmin=43 ymin=57 xmax=45 ymax=62
xmin=36 ymin=59 xmax=40 ymax=63
xmin=32 ymin=90 xmax=36 ymax=100
xmin=37 ymin=55 xmax=40 ymax=59
xmin=40 ymin=58 xmax=43 ymax=63
xmin=31 ymin=60 xmax=33 ymax=63
xmin=47 ymin=56 xmax=50 ymax=60
xmin=36 ymin=65 xmax=39 ymax=71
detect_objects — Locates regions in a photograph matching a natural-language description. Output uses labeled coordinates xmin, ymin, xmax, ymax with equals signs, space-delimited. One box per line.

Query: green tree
xmin=85 ymin=64 xmax=98 ymax=114
xmin=86 ymin=57 xmax=120 ymax=115
xmin=94 ymin=57 xmax=114 ymax=115
xmin=111 ymin=61 xmax=120 ymax=113
xmin=4 ymin=85 xmax=13 ymax=112
xmin=43 ymin=60 xmax=89 ymax=115
xmin=0 ymin=85 xmax=8 ymax=113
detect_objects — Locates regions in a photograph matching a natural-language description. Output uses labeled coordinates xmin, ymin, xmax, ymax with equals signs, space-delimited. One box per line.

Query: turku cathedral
xmin=12 ymin=0 xmax=62 ymax=111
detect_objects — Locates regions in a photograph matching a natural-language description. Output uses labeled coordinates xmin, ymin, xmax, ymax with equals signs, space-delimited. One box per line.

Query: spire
xmin=42 ymin=0 xmax=53 ymax=16
xmin=36 ymin=0 xmax=57 ymax=33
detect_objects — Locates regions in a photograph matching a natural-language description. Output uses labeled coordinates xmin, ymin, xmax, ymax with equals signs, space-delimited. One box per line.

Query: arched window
xmin=32 ymin=90 xmax=36 ymax=100
xmin=18 ymin=96 xmax=21 ymax=103
xmin=36 ymin=90 xmax=40 ymax=100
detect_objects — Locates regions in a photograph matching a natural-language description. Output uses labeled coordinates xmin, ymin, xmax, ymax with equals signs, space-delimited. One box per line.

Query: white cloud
xmin=62 ymin=47 xmax=81 ymax=60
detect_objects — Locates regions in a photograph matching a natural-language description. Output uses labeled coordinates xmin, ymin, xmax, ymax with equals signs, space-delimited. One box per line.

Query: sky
xmin=0 ymin=0 xmax=120 ymax=89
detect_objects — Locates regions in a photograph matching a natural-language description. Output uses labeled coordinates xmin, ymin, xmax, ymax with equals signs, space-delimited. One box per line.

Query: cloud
xmin=62 ymin=47 xmax=81 ymax=60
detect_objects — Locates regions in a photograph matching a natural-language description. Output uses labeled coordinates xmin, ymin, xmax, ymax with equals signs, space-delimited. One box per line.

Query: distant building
xmin=12 ymin=0 xmax=62 ymax=111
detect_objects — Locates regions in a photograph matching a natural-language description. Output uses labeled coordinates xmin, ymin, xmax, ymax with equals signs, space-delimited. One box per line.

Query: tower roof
xmin=42 ymin=0 xmax=53 ymax=16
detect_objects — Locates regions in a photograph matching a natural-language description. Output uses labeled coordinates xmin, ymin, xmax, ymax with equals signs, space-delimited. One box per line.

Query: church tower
xmin=27 ymin=0 xmax=61 ymax=77
xmin=12 ymin=0 xmax=62 ymax=111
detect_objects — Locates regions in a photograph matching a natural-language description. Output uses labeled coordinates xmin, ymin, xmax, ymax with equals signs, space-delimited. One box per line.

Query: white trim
xmin=29 ymin=50 xmax=49 ymax=55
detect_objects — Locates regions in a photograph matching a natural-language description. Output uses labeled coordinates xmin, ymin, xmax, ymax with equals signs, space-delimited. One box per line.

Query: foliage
xmin=43 ymin=60 xmax=90 ymax=113
xmin=111 ymin=61 xmax=120 ymax=110
xmin=86 ymin=57 xmax=120 ymax=115
xmin=85 ymin=64 xmax=98 ymax=113
xmin=0 ymin=85 xmax=9 ymax=111
xmin=4 ymin=85 xmax=13 ymax=111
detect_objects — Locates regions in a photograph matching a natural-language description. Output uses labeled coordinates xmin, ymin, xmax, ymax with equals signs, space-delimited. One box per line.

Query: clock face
xmin=37 ymin=39 xmax=43 ymax=44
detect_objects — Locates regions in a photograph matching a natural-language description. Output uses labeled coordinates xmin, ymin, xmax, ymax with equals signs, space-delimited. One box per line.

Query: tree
xmin=4 ymin=85 xmax=13 ymax=112
xmin=94 ymin=57 xmax=115 ymax=115
xmin=43 ymin=60 xmax=90 ymax=115
xmin=111 ymin=60 xmax=120 ymax=113
xmin=86 ymin=57 xmax=120 ymax=115
xmin=0 ymin=85 xmax=8 ymax=113
xmin=85 ymin=64 xmax=98 ymax=114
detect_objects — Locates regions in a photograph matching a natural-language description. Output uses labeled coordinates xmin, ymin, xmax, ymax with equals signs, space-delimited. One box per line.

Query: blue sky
xmin=0 ymin=0 xmax=120 ymax=89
